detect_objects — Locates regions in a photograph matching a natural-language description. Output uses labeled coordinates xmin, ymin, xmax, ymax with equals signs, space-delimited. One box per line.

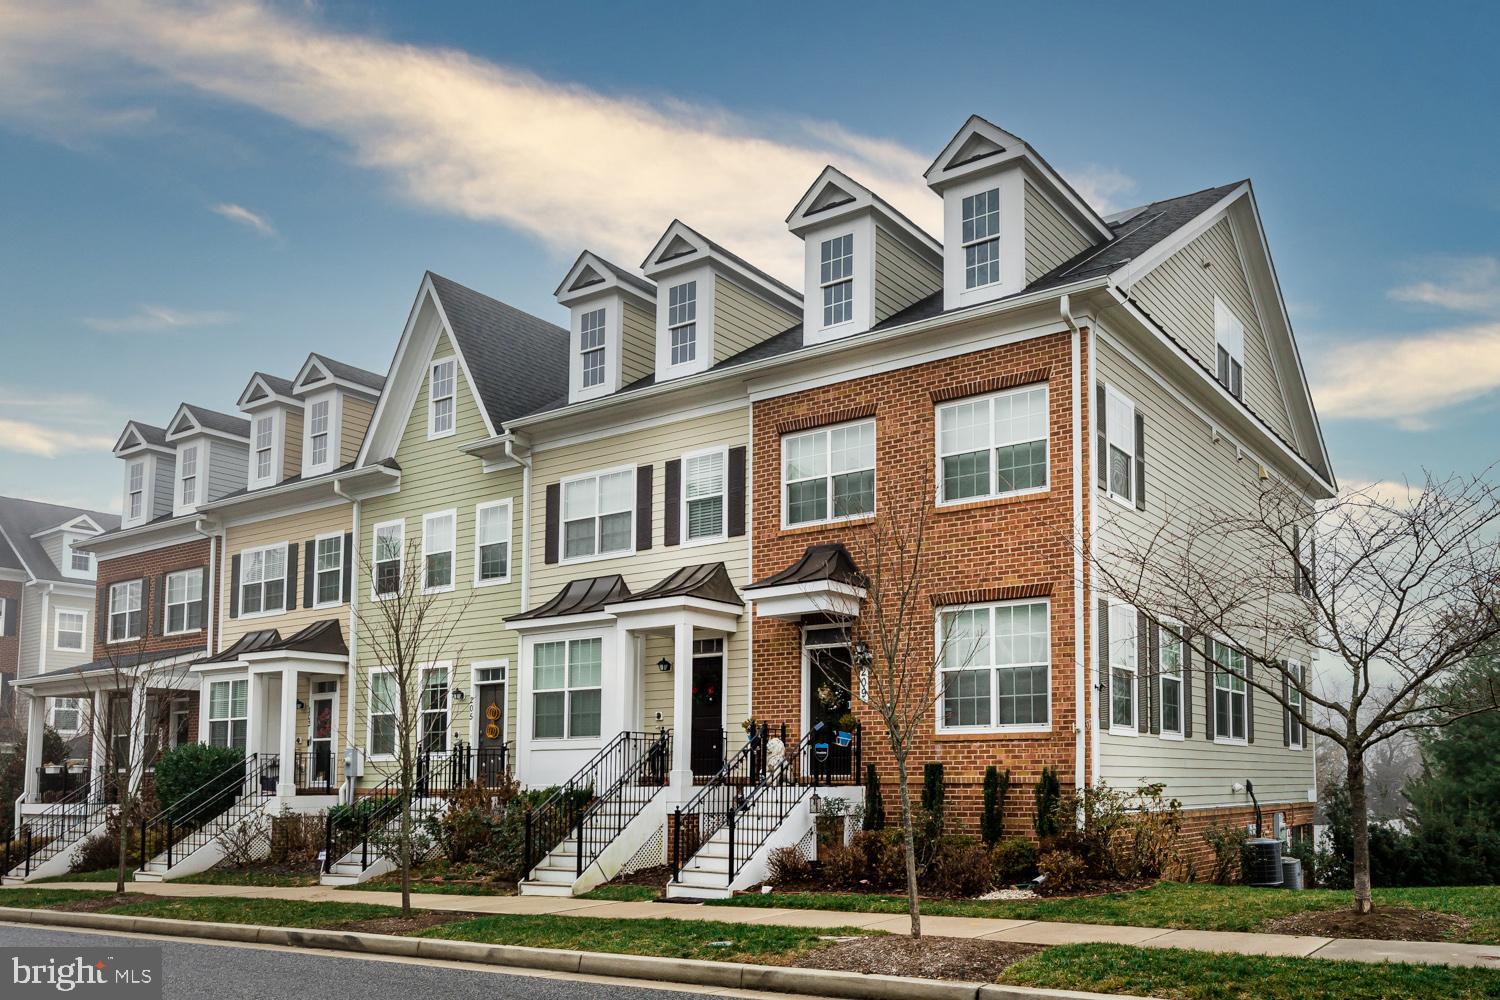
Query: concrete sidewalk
xmin=9 ymin=880 xmax=1499 ymax=970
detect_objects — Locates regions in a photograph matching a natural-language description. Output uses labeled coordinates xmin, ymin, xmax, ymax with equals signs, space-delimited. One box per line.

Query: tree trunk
xmin=399 ymin=789 xmax=412 ymax=917
xmin=115 ymin=795 xmax=129 ymax=895
xmin=894 ymin=752 xmax=921 ymax=939
xmin=1346 ymin=755 xmax=1373 ymax=915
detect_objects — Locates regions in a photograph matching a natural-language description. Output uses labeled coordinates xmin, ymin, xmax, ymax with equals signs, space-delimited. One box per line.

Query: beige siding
xmin=713 ymin=278 xmax=797 ymax=365
xmin=620 ymin=299 xmax=656 ymax=388
xmin=1024 ymin=180 xmax=1093 ymax=284
xmin=1093 ymin=334 xmax=1316 ymax=810
xmin=282 ymin=409 xmax=304 ymax=481
xmin=1129 ymin=218 xmax=1295 ymax=443
xmin=873 ymin=225 xmax=942 ymax=323
xmin=342 ymin=396 xmax=376 ymax=466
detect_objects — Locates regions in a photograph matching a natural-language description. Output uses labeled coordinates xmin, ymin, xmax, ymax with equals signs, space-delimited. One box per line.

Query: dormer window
xmin=69 ymin=541 xmax=91 ymax=573
xmin=253 ymin=415 xmax=275 ymax=483
xmin=308 ymin=399 xmax=330 ymax=467
xmin=962 ymin=188 xmax=1001 ymax=289
xmin=667 ymin=282 xmax=698 ymax=366
xmin=178 ymin=446 xmax=198 ymax=508
xmin=1214 ymin=296 xmax=1244 ymax=399
xmin=579 ymin=308 xmax=606 ymax=388
xmin=429 ymin=358 xmax=456 ymax=438
xmin=127 ymin=461 xmax=145 ymax=520
xmin=820 ymin=235 xmax=854 ymax=328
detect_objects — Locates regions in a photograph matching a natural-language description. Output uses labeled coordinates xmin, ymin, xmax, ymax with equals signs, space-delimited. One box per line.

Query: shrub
xmin=924 ymin=835 xmax=993 ymax=897
xmin=821 ymin=842 xmax=862 ymax=888
xmin=862 ymin=764 xmax=885 ymax=831
xmin=990 ymin=836 xmax=1039 ymax=884
xmin=269 ymin=807 xmax=323 ymax=865
xmin=1202 ymin=820 xmax=1248 ymax=885
xmin=981 ymin=766 xmax=1010 ymax=845
xmin=1047 ymin=782 xmax=1181 ymax=881
xmin=1037 ymin=849 xmax=1088 ymax=895
xmin=70 ymin=830 xmax=121 ymax=873
xmin=767 ymin=845 xmax=812 ymax=885
xmin=1033 ymin=768 xmax=1062 ymax=840
xmin=218 ymin=816 xmax=264 ymax=868
xmin=921 ymin=763 xmax=945 ymax=835
xmin=153 ymin=744 xmax=244 ymax=823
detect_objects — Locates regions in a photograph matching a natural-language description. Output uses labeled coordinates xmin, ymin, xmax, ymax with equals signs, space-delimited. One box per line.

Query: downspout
xmin=192 ymin=517 xmax=216 ymax=655
xmin=333 ymin=477 xmax=359 ymax=805
xmin=1061 ymin=295 xmax=1087 ymax=796
xmin=36 ymin=583 xmax=52 ymax=677
xmin=504 ymin=434 xmax=532 ymax=612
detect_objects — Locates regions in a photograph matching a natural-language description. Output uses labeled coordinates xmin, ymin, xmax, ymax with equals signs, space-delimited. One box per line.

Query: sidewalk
xmin=11 ymin=880 xmax=1500 ymax=970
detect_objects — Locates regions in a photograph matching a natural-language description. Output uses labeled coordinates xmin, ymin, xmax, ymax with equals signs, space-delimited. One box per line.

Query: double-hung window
xmin=580 ymin=308 xmax=606 ymax=388
xmin=208 ymin=679 xmax=248 ymax=750
xmin=938 ymin=600 xmax=1050 ymax=731
xmin=419 ymin=664 xmax=450 ymax=753
xmin=108 ymin=580 xmax=143 ymax=642
xmin=373 ymin=521 xmax=403 ymax=597
xmin=532 ymin=637 xmax=602 ymax=739
xmin=820 ymin=234 xmax=854 ymax=327
xmin=308 ymin=399 xmax=330 ymax=467
xmin=1288 ymin=660 xmax=1306 ymax=749
xmin=1104 ymin=386 xmax=1137 ymax=505
xmin=938 ymin=385 xmax=1048 ymax=503
xmin=314 ymin=535 xmax=343 ymax=606
xmin=49 ymin=698 xmax=81 ymax=734
xmin=54 ymin=609 xmax=86 ymax=651
xmin=240 ymin=544 xmax=287 ymax=616
xmin=1212 ymin=640 xmax=1249 ymax=742
xmin=782 ymin=420 xmax=875 ymax=526
xmin=253 ymin=414 xmax=275 ymax=483
xmin=1214 ymin=296 xmax=1244 ymax=399
xmin=668 ymin=281 xmax=697 ymax=366
xmin=1107 ymin=600 xmax=1138 ymax=732
xmin=683 ymin=448 xmax=726 ymax=542
xmin=178 ymin=445 xmax=198 ymax=508
xmin=422 ymin=510 xmax=456 ymax=592
xmin=429 ymin=358 xmax=456 ymax=437
xmin=1158 ymin=622 xmax=1184 ymax=737
xmin=368 ymin=670 xmax=396 ymax=756
xmin=127 ymin=461 xmax=145 ymax=520
xmin=962 ymin=187 xmax=1001 ymax=288
xmin=562 ymin=469 xmax=634 ymax=560
xmin=475 ymin=500 xmax=511 ymax=584
xmin=69 ymin=542 xmax=91 ymax=574
xmin=164 ymin=569 xmax=203 ymax=634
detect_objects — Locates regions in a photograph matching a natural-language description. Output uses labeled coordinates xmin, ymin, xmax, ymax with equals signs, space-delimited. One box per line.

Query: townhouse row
xmin=9 ymin=115 xmax=1331 ymax=896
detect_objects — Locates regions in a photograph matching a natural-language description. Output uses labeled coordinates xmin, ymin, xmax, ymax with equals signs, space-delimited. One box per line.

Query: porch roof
xmin=13 ymin=646 xmax=204 ymax=695
xmin=195 ymin=619 xmax=348 ymax=668
xmin=746 ymin=543 xmax=864 ymax=590
xmin=610 ymin=562 xmax=742 ymax=608
xmin=508 ymin=574 xmax=631 ymax=622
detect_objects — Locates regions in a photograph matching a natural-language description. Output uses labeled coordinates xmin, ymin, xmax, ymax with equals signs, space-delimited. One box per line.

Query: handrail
xmin=137 ymin=754 xmax=274 ymax=873
xmin=567 ymin=729 xmax=671 ymax=878
xmin=4 ymin=769 xmax=118 ymax=879
xmin=669 ymin=723 xmax=767 ymax=879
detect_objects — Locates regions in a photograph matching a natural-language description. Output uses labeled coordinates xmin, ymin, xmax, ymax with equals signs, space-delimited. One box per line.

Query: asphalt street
xmin=0 ymin=924 xmax=737 ymax=1000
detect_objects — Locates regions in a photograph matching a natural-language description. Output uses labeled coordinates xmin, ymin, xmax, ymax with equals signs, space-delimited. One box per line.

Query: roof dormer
xmin=640 ymin=221 xmax=801 ymax=382
xmin=554 ymin=251 xmax=657 ymax=403
xmin=291 ymin=353 xmax=384 ymax=477
xmin=31 ymin=515 xmax=104 ymax=580
xmin=238 ymin=372 xmax=302 ymax=491
xmin=165 ymin=404 xmax=251 ymax=515
xmin=113 ymin=420 xmax=174 ymax=528
xmin=787 ymin=166 xmax=942 ymax=345
xmin=925 ymin=115 xmax=1111 ymax=311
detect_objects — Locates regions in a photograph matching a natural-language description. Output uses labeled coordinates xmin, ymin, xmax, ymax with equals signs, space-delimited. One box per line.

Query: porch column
xmin=277 ymin=667 xmax=298 ymax=797
xmin=21 ymin=693 xmax=45 ymax=803
xmin=670 ymin=622 xmax=694 ymax=794
xmin=609 ymin=624 xmax=636 ymax=739
xmin=89 ymin=691 xmax=108 ymax=795
xmin=127 ymin=682 xmax=147 ymax=794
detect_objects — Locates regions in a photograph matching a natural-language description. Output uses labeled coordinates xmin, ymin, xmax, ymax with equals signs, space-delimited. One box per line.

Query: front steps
xmin=519 ymin=788 xmax=667 ymax=897
xmin=2 ymin=804 xmax=115 ymax=884
xmin=666 ymin=794 xmax=815 ymax=900
xmin=316 ymin=797 xmax=447 ymax=887
xmin=134 ymin=798 xmax=272 ymax=882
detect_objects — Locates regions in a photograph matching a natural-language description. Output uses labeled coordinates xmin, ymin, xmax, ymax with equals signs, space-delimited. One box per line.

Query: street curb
xmin=0 ymin=907 xmax=1160 ymax=1000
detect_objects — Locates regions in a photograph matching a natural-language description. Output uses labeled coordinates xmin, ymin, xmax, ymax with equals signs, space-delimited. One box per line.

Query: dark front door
xmin=808 ymin=640 xmax=854 ymax=781
xmin=476 ymin=681 xmax=506 ymax=785
xmin=691 ymin=648 xmax=724 ymax=777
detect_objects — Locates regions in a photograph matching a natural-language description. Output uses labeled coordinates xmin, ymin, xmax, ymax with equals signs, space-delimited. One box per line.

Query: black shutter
xmin=229 ymin=554 xmax=242 ymax=618
xmin=2 ymin=597 xmax=16 ymax=637
xmin=1292 ymin=525 xmax=1303 ymax=594
xmin=1095 ymin=384 xmax=1108 ymax=488
xmin=341 ymin=532 xmax=354 ymax=604
xmin=198 ymin=566 xmax=210 ymax=630
xmin=1148 ymin=623 xmax=1161 ymax=735
xmin=285 ymin=543 xmax=299 ymax=611
xmin=1182 ymin=629 xmax=1194 ymax=739
xmin=727 ymin=445 xmax=747 ymax=537
xmin=1136 ymin=610 xmax=1150 ymax=733
xmin=152 ymin=574 xmax=167 ymax=636
xmin=303 ymin=540 xmax=316 ymax=609
xmin=1281 ymin=665 xmax=1290 ymax=747
xmin=1204 ymin=639 xmax=1215 ymax=741
xmin=543 ymin=484 xmax=560 ymax=565
xmin=1134 ymin=411 xmax=1146 ymax=511
xmin=96 ymin=586 xmax=109 ymax=644
xmin=635 ymin=465 xmax=654 ymax=552
xmin=1246 ymin=658 xmax=1255 ymax=743
xmin=1097 ymin=597 xmax=1110 ymax=729
xmin=663 ymin=459 xmax=682 ymax=547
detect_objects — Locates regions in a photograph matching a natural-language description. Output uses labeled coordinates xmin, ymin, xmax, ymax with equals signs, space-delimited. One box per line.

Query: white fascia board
xmin=355 ymin=275 xmax=440 ymax=467
xmin=72 ymin=517 xmax=203 ymax=559
xmin=503 ymin=610 xmax=616 ymax=634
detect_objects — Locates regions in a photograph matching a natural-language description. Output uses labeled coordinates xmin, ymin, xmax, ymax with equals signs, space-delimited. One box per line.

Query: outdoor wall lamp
xmin=852 ymin=641 xmax=873 ymax=668
xmin=295 ymin=699 xmax=305 ymax=711
xmin=656 ymin=657 xmax=672 ymax=673
xmin=452 ymin=689 xmax=466 ymax=701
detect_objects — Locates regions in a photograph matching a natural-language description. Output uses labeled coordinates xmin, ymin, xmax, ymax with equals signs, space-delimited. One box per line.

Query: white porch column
xmin=21 ymin=693 xmax=45 ymax=802
xmin=609 ymin=624 xmax=636 ymax=740
xmin=89 ymin=691 xmax=108 ymax=793
xmin=127 ymin=683 xmax=147 ymax=795
xmin=246 ymin=674 xmax=266 ymax=761
xmin=670 ymin=622 xmax=694 ymax=794
xmin=277 ymin=667 xmax=298 ymax=797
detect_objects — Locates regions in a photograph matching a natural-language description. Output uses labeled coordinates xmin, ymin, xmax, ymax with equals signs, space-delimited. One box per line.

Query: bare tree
xmin=1093 ymin=470 xmax=1500 ymax=914
xmin=353 ymin=536 xmax=471 ymax=916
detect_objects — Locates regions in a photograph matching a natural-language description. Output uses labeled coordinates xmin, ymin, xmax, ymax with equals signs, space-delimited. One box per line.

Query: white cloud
xmin=0 ymin=419 xmax=115 ymax=458
xmin=82 ymin=305 xmax=232 ymax=333
xmin=1312 ymin=322 xmax=1500 ymax=428
xmin=1067 ymin=164 xmax=1136 ymax=216
xmin=1389 ymin=256 xmax=1500 ymax=312
xmin=212 ymin=202 xmax=276 ymax=237
xmin=0 ymin=386 xmax=121 ymax=458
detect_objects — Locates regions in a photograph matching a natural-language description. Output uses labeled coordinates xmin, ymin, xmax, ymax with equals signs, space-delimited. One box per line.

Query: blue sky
xmin=1 ymin=0 xmax=1497 ymax=513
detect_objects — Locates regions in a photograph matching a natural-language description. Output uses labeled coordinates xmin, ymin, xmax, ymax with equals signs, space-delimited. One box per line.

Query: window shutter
xmin=1096 ymin=597 xmax=1110 ymax=730
xmin=543 ymin=484 xmax=560 ymax=565
xmin=1300 ymin=663 xmax=1311 ymax=751
xmin=1133 ymin=411 xmax=1146 ymax=511
xmin=96 ymin=586 xmax=109 ymax=644
xmin=2 ymin=597 xmax=16 ymax=637
xmin=303 ymin=540 xmax=316 ymax=609
xmin=1281 ymin=665 xmax=1290 ymax=747
xmin=1148 ymin=622 xmax=1161 ymax=735
xmin=663 ymin=459 xmax=682 ymax=547
xmin=1291 ymin=525 xmax=1302 ymax=594
xmin=229 ymin=554 xmax=242 ymax=618
xmin=1136 ymin=610 xmax=1150 ymax=733
xmin=1181 ymin=628 xmax=1193 ymax=738
xmin=341 ymin=532 xmax=354 ymax=603
xmin=727 ymin=445 xmax=747 ymax=538
xmin=1095 ymin=384 xmax=1107 ymax=488
xmin=1245 ymin=659 xmax=1255 ymax=743
xmin=285 ymin=543 xmax=299 ymax=611
xmin=152 ymin=573 xmax=167 ymax=636
xmin=635 ymin=464 xmax=654 ymax=552
xmin=1204 ymin=639 xmax=1215 ymax=740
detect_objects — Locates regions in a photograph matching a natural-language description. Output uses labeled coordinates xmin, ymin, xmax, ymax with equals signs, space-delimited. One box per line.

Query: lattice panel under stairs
xmin=620 ymin=825 xmax=664 ymax=875
xmin=794 ymin=826 xmax=817 ymax=863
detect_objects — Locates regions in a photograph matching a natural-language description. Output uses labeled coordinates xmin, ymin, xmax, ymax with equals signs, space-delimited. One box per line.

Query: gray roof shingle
xmin=180 ymin=404 xmax=251 ymax=439
xmin=0 ymin=497 xmax=120 ymax=583
xmin=307 ymin=354 xmax=386 ymax=393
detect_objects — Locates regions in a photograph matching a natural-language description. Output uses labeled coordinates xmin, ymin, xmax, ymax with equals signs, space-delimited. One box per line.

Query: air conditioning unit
xmin=1281 ymin=856 xmax=1304 ymax=890
xmin=1243 ymin=838 xmax=1284 ymax=887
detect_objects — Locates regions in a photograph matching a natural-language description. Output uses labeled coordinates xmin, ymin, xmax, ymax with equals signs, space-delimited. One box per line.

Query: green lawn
xmin=0 ymin=888 xmax=114 ymax=907
xmin=34 ymin=868 xmax=132 ymax=884
xmin=578 ymin=884 xmax=660 ymax=902
xmin=174 ymin=869 xmax=321 ymax=888
xmin=712 ymin=882 xmax=1500 ymax=944
xmin=1001 ymin=944 xmax=1500 ymax=1000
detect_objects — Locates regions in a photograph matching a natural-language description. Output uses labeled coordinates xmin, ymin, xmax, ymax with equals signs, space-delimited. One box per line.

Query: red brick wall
xmin=1175 ymin=802 xmax=1316 ymax=881
xmin=751 ymin=330 xmax=1089 ymax=834
xmin=94 ymin=537 xmax=218 ymax=656
xmin=0 ymin=579 xmax=21 ymax=676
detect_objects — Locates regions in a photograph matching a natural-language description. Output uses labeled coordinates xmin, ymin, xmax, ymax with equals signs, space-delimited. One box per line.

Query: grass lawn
xmin=34 ymin=868 xmax=133 ymax=884
xmin=174 ymin=869 xmax=321 ymax=888
xmin=712 ymin=882 xmax=1500 ymax=944
xmin=1001 ymin=943 xmax=1500 ymax=1000
xmin=579 ymin=884 xmax=660 ymax=902
xmin=0 ymin=888 xmax=114 ymax=907
xmin=346 ymin=877 xmax=515 ymax=896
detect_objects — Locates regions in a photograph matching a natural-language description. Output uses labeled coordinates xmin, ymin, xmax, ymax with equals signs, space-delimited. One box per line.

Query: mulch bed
xmin=1263 ymin=906 xmax=1471 ymax=942
xmin=609 ymin=864 xmax=671 ymax=889
xmin=793 ymin=935 xmax=1041 ymax=981
xmin=336 ymin=911 xmax=470 ymax=935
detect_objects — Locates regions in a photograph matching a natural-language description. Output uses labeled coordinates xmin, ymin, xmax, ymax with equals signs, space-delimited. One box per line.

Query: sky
xmin=1 ymin=0 xmax=1497 ymax=515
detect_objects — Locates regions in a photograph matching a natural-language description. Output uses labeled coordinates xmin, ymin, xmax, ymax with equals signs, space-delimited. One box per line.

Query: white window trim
xmin=1211 ymin=638 xmax=1250 ymax=746
xmin=934 ymin=597 xmax=1053 ymax=735
xmin=666 ymin=280 xmax=700 ymax=369
xmin=579 ymin=306 xmax=608 ymax=390
xmin=250 ymin=410 xmax=281 ymax=489
xmin=960 ymin=185 xmax=1002 ymax=290
xmin=1103 ymin=383 xmax=1138 ymax=509
xmin=48 ymin=697 xmax=82 ymax=735
xmin=206 ymin=677 xmax=249 ymax=750
xmin=302 ymin=392 xmax=340 ymax=476
xmin=1105 ymin=598 xmax=1139 ymax=737
xmin=1288 ymin=658 xmax=1306 ymax=750
xmin=528 ymin=633 xmax=605 ymax=743
xmin=421 ymin=508 xmax=458 ymax=595
xmin=238 ymin=541 xmax=290 ymax=620
xmin=680 ymin=445 xmax=729 ymax=548
xmin=177 ymin=443 xmax=200 ymax=512
xmin=1214 ymin=296 xmax=1245 ymax=399
xmin=312 ymin=531 xmax=346 ymax=609
xmin=818 ymin=232 xmax=855 ymax=331
xmin=124 ymin=457 xmax=148 ymax=525
xmin=473 ymin=499 xmax=513 ymax=587
xmin=371 ymin=519 xmax=405 ymax=600
xmin=427 ymin=357 xmax=457 ymax=440
xmin=1157 ymin=618 xmax=1186 ymax=741
xmin=366 ymin=666 xmax=397 ymax=761
xmin=935 ymin=384 xmax=1050 ymax=506
xmin=558 ymin=464 xmax=637 ymax=565
xmin=163 ymin=568 xmax=203 ymax=636
xmin=53 ymin=608 xmax=87 ymax=653
xmin=780 ymin=418 xmax=877 ymax=530
xmin=418 ymin=661 xmax=453 ymax=753
xmin=107 ymin=579 xmax=143 ymax=644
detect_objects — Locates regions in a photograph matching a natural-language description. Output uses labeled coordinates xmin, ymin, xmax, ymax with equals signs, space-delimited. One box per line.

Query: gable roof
xmin=641 ymin=220 xmax=803 ymax=307
xmin=168 ymin=403 xmax=251 ymax=441
xmin=554 ymin=250 xmax=656 ymax=302
xmin=294 ymin=352 xmax=387 ymax=397
xmin=0 ymin=496 xmax=119 ymax=583
xmin=237 ymin=372 xmax=298 ymax=410
xmin=113 ymin=421 xmax=171 ymax=456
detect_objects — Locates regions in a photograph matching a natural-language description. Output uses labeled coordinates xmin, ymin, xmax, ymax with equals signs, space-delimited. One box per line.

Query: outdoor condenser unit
xmin=1243 ymin=838 xmax=1285 ymax=887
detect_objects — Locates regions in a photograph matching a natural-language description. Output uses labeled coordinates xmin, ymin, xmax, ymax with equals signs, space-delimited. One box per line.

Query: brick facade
xmin=93 ymin=537 xmax=218 ymax=656
xmin=1 ymin=579 xmax=21 ymax=724
xmin=751 ymin=330 xmax=1088 ymax=835
xmin=1175 ymin=802 xmax=1316 ymax=880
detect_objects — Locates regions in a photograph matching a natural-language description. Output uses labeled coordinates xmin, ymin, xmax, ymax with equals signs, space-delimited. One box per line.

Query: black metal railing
xmin=137 ymin=753 xmax=272 ymax=874
xmin=4 ymin=769 xmax=118 ymax=879
xmin=522 ymin=730 xmax=670 ymax=879
xmin=34 ymin=766 xmax=90 ymax=799
xmin=670 ymin=722 xmax=768 ymax=879
xmin=293 ymin=752 xmax=338 ymax=795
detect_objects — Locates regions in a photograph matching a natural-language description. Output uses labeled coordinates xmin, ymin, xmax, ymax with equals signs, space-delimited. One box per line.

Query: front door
xmin=690 ymin=639 xmax=724 ymax=777
xmin=476 ymin=680 xmax=506 ymax=786
xmin=806 ymin=627 xmax=854 ymax=780
xmin=309 ymin=694 xmax=334 ymax=790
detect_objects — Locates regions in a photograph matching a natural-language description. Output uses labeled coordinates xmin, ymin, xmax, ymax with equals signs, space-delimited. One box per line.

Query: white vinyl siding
xmin=782 ymin=420 xmax=875 ymax=527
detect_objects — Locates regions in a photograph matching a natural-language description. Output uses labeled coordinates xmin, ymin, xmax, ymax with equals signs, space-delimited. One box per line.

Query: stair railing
xmin=568 ymin=729 xmax=671 ymax=878
xmin=4 ymin=768 xmax=118 ymax=879
xmin=136 ymin=753 xmax=267 ymax=872
xmin=669 ymin=722 xmax=767 ymax=881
